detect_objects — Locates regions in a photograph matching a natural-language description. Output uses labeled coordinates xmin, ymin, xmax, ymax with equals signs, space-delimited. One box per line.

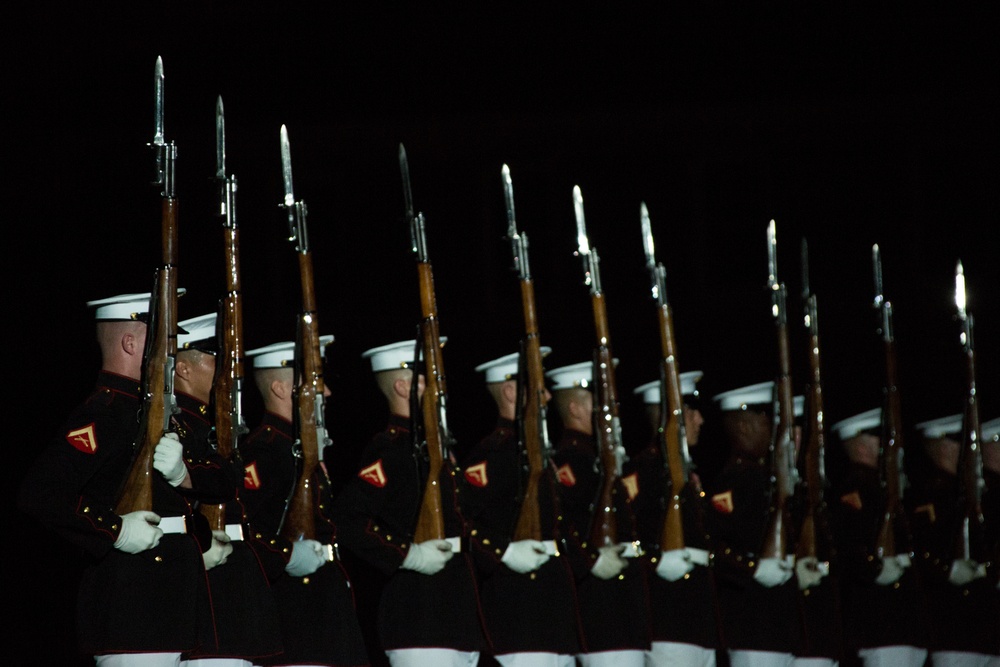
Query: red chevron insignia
xmin=359 ymin=460 xmax=387 ymax=488
xmin=712 ymin=490 xmax=734 ymax=514
xmin=66 ymin=423 xmax=98 ymax=454
xmin=556 ymin=463 xmax=576 ymax=487
xmin=621 ymin=472 xmax=639 ymax=501
xmin=243 ymin=462 xmax=261 ymax=490
xmin=464 ymin=462 xmax=488 ymax=487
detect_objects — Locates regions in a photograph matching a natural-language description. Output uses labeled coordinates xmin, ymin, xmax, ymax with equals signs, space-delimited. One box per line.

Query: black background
xmin=7 ymin=4 xmax=998 ymax=665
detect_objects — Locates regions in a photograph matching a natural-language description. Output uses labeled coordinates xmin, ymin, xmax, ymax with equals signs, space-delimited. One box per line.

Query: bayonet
xmin=573 ymin=185 xmax=600 ymax=294
xmin=149 ymin=56 xmax=175 ymax=195
xmin=502 ymin=164 xmax=531 ymax=281
xmin=280 ymin=125 xmax=307 ymax=252
xmin=399 ymin=143 xmax=427 ymax=261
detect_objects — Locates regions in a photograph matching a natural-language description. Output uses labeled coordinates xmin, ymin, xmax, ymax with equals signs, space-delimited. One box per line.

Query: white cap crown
xmin=831 ymin=408 xmax=882 ymax=440
xmin=475 ymin=347 xmax=552 ymax=383
xmin=247 ymin=336 xmax=334 ymax=369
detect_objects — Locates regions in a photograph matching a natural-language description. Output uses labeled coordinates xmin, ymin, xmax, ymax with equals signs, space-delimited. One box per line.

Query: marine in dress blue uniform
xmin=168 ymin=314 xmax=284 ymax=667
xmin=460 ymin=349 xmax=582 ymax=667
xmin=625 ymin=372 xmax=720 ymax=667
xmin=546 ymin=361 xmax=648 ymax=667
xmin=18 ymin=293 xmax=236 ymax=667
xmin=829 ymin=408 xmax=930 ymax=667
xmin=705 ymin=382 xmax=800 ymax=667
xmin=240 ymin=339 xmax=370 ymax=667
xmin=331 ymin=340 xmax=487 ymax=667
xmin=908 ymin=414 xmax=999 ymax=666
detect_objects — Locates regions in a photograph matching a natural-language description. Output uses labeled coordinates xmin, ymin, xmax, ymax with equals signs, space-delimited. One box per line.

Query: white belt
xmin=687 ymin=547 xmax=710 ymax=566
xmin=445 ymin=536 xmax=462 ymax=553
xmin=224 ymin=524 xmax=245 ymax=542
xmin=159 ymin=516 xmax=188 ymax=535
xmin=541 ymin=540 xmax=559 ymax=556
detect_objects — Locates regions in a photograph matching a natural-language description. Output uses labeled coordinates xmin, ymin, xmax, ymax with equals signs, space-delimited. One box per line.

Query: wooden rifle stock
xmin=955 ymin=263 xmax=985 ymax=563
xmin=640 ymin=203 xmax=691 ymax=554
xmin=657 ymin=301 xmax=688 ymax=553
xmin=762 ymin=220 xmax=795 ymax=561
xmin=202 ymin=118 xmax=246 ymax=531
xmin=873 ymin=244 xmax=905 ymax=560
xmin=277 ymin=124 xmax=330 ymax=543
xmin=115 ymin=251 xmax=177 ymax=515
xmin=796 ymin=292 xmax=826 ymax=563
xmin=590 ymin=292 xmax=621 ymax=549
xmin=412 ymin=261 xmax=448 ymax=543
xmin=512 ymin=279 xmax=546 ymax=542
xmin=115 ymin=61 xmax=178 ymax=516
xmin=503 ymin=167 xmax=547 ymax=542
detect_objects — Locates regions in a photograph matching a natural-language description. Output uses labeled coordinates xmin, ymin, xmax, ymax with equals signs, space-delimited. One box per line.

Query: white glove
xmin=113 ymin=510 xmax=163 ymax=553
xmin=501 ymin=539 xmax=550 ymax=574
xmin=948 ymin=559 xmax=986 ymax=587
xmin=874 ymin=554 xmax=907 ymax=585
xmin=153 ymin=432 xmax=187 ymax=487
xmin=591 ymin=544 xmax=628 ymax=580
xmin=656 ymin=548 xmax=695 ymax=581
xmin=795 ymin=555 xmax=828 ymax=590
xmin=202 ymin=530 xmax=233 ymax=571
xmin=400 ymin=539 xmax=454 ymax=575
xmin=286 ymin=539 xmax=328 ymax=577
xmin=754 ymin=556 xmax=794 ymax=588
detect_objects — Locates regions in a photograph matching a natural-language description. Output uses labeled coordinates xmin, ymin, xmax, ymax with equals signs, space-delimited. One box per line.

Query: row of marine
xmin=19 ymin=57 xmax=998 ymax=667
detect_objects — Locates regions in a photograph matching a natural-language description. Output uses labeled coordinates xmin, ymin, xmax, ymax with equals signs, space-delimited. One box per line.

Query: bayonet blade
xmin=502 ymin=164 xmax=517 ymax=238
xmin=400 ymin=143 xmax=415 ymax=223
xmin=153 ymin=56 xmax=165 ymax=147
xmin=801 ymin=237 xmax=810 ymax=300
xmin=280 ymin=125 xmax=295 ymax=208
xmin=767 ymin=219 xmax=778 ymax=290
xmin=955 ymin=260 xmax=967 ymax=319
xmin=573 ymin=185 xmax=590 ymax=256
xmin=872 ymin=243 xmax=884 ymax=308
xmin=640 ymin=201 xmax=655 ymax=269
xmin=215 ymin=96 xmax=226 ymax=181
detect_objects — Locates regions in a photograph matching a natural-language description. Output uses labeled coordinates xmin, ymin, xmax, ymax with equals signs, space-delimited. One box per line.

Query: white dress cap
xmin=362 ymin=337 xmax=448 ymax=373
xmin=87 ymin=292 xmax=152 ymax=321
xmin=915 ymin=414 xmax=963 ymax=439
xmin=712 ymin=381 xmax=774 ymax=411
xmin=830 ymin=407 xmax=882 ymax=441
xmin=633 ymin=371 xmax=704 ymax=404
xmin=87 ymin=289 xmax=187 ymax=321
xmin=545 ymin=361 xmax=594 ymax=391
xmin=178 ymin=313 xmax=217 ymax=351
xmin=981 ymin=418 xmax=999 ymax=443
xmin=475 ymin=347 xmax=553 ymax=383
xmin=247 ymin=336 xmax=334 ymax=369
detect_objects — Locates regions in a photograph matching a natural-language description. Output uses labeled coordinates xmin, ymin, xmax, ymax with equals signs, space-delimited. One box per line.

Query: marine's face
xmin=684 ymin=405 xmax=704 ymax=446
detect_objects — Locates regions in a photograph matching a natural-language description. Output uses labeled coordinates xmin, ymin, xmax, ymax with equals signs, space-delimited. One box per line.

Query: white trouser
xmin=386 ymin=647 xmax=480 ymax=666
xmin=646 ymin=641 xmax=716 ymax=666
xmin=728 ymin=649 xmax=796 ymax=667
xmin=857 ymin=645 xmax=928 ymax=667
xmin=931 ymin=651 xmax=1000 ymax=667
xmin=182 ymin=660 xmax=252 ymax=667
xmin=578 ymin=649 xmax=646 ymax=667
xmin=96 ymin=654 xmax=181 ymax=667
xmin=495 ymin=652 xmax=576 ymax=667
xmin=793 ymin=659 xmax=838 ymax=667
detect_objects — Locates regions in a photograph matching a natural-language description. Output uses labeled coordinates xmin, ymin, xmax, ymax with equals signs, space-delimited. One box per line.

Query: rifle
xmin=201 ymin=96 xmax=249 ymax=532
xmin=639 ymin=202 xmax=692 ymax=554
xmin=761 ymin=219 xmax=798 ymax=561
xmin=115 ymin=56 xmax=180 ymax=515
xmin=502 ymin=164 xmax=552 ymax=542
xmin=400 ymin=144 xmax=454 ymax=544
xmin=871 ymin=244 xmax=908 ymax=559
xmin=277 ymin=124 xmax=333 ymax=550
xmin=572 ymin=185 xmax=628 ymax=551
xmin=953 ymin=261 xmax=986 ymax=565
xmin=795 ymin=238 xmax=831 ymax=578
